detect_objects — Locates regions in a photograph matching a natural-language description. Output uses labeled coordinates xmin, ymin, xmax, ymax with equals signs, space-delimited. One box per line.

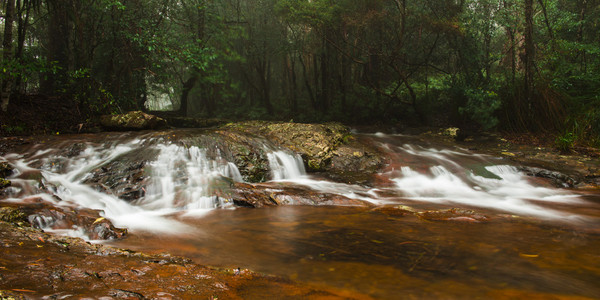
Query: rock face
xmin=223 ymin=121 xmax=385 ymax=181
xmin=100 ymin=111 xmax=168 ymax=131
xmin=83 ymin=148 xmax=158 ymax=202
xmin=0 ymin=162 xmax=12 ymax=189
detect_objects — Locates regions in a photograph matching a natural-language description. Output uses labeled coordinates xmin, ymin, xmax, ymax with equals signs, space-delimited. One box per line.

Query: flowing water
xmin=1 ymin=130 xmax=599 ymax=298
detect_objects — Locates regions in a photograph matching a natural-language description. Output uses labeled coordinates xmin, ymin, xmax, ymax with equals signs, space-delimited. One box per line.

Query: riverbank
xmin=0 ymin=121 xmax=598 ymax=299
xmin=0 ymin=220 xmax=367 ymax=299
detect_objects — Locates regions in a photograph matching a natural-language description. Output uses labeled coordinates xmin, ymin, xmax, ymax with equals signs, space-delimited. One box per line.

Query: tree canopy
xmin=1 ymin=0 xmax=599 ymax=144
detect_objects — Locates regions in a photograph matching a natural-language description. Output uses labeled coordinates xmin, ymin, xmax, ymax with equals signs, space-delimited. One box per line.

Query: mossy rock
xmin=0 ymin=177 xmax=10 ymax=189
xmin=100 ymin=111 xmax=168 ymax=131
xmin=0 ymin=161 xmax=13 ymax=178
xmin=0 ymin=207 xmax=28 ymax=225
xmin=223 ymin=121 xmax=350 ymax=171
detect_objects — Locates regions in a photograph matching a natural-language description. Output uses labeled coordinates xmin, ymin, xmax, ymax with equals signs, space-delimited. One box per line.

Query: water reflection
xmin=109 ymin=206 xmax=600 ymax=299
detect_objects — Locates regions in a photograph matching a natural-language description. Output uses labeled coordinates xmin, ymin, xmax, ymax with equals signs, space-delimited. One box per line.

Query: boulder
xmin=517 ymin=166 xmax=577 ymax=188
xmin=223 ymin=121 xmax=385 ymax=178
xmin=0 ymin=202 xmax=127 ymax=240
xmin=83 ymin=153 xmax=155 ymax=202
xmin=100 ymin=111 xmax=168 ymax=131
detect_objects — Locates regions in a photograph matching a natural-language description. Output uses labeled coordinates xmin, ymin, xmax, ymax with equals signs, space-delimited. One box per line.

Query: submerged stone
xmin=417 ymin=208 xmax=489 ymax=223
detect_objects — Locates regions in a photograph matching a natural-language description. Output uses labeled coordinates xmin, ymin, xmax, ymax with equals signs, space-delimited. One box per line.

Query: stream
xmin=1 ymin=129 xmax=599 ymax=298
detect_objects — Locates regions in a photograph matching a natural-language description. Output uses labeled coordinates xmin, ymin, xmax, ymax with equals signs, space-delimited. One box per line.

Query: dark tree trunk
xmin=1 ymin=0 xmax=16 ymax=111
xmin=524 ymin=0 xmax=535 ymax=109
xmin=14 ymin=0 xmax=32 ymax=93
xmin=179 ymin=75 xmax=198 ymax=117
xmin=41 ymin=1 xmax=71 ymax=95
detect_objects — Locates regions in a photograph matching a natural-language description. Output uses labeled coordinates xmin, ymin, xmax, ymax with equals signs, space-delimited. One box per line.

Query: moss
xmin=0 ymin=162 xmax=13 ymax=178
xmin=307 ymin=159 xmax=322 ymax=171
xmin=0 ymin=207 xmax=28 ymax=225
xmin=0 ymin=178 xmax=10 ymax=189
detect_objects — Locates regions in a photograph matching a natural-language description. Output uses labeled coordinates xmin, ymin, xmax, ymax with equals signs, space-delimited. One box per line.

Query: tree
xmin=1 ymin=0 xmax=15 ymax=111
xmin=524 ymin=0 xmax=535 ymax=109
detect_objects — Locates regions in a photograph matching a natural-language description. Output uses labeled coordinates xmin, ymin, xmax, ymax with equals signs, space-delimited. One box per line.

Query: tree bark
xmin=41 ymin=1 xmax=71 ymax=95
xmin=524 ymin=0 xmax=535 ymax=108
xmin=1 ymin=0 xmax=16 ymax=112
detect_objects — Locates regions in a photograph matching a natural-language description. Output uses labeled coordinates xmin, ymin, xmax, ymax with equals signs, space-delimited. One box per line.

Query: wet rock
xmin=0 ymin=290 xmax=26 ymax=300
xmin=83 ymin=150 xmax=158 ymax=202
xmin=64 ymin=142 xmax=87 ymax=157
xmin=1 ymin=201 xmax=126 ymax=240
xmin=0 ymin=161 xmax=13 ymax=178
xmin=0 ymin=207 xmax=28 ymax=225
xmin=230 ymin=182 xmax=373 ymax=208
xmin=0 ymin=221 xmax=352 ymax=299
xmin=328 ymin=136 xmax=385 ymax=183
xmin=0 ymin=177 xmax=9 ymax=189
xmin=372 ymin=206 xmax=414 ymax=217
xmin=223 ymin=121 xmax=348 ymax=171
xmin=517 ymin=166 xmax=577 ymax=188
xmin=0 ymin=162 xmax=13 ymax=190
xmin=213 ymin=131 xmax=271 ymax=183
xmin=231 ymin=183 xmax=277 ymax=208
xmin=223 ymin=121 xmax=385 ymax=178
xmin=100 ymin=111 xmax=168 ymax=131
xmin=417 ymin=208 xmax=489 ymax=223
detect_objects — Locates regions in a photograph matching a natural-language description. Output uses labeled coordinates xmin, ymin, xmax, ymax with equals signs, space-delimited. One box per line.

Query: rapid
xmin=1 ymin=129 xmax=598 ymax=298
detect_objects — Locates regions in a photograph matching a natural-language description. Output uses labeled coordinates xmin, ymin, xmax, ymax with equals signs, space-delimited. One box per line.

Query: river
xmin=1 ymin=129 xmax=599 ymax=298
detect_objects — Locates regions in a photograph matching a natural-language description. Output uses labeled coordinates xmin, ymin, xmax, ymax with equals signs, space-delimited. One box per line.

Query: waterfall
xmin=267 ymin=151 xmax=306 ymax=180
xmin=139 ymin=144 xmax=243 ymax=211
xmin=2 ymin=137 xmax=249 ymax=235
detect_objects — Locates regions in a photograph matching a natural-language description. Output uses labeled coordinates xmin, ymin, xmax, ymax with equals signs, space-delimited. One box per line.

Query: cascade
xmin=267 ymin=150 xmax=306 ymax=180
xmin=0 ymin=130 xmax=588 ymax=241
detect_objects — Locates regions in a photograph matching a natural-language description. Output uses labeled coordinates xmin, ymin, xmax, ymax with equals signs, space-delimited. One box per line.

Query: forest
xmin=0 ymin=0 xmax=599 ymax=147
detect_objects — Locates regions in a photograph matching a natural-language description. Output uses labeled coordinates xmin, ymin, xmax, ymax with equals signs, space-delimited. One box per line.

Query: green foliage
xmin=0 ymin=58 xmax=58 ymax=83
xmin=0 ymin=124 xmax=25 ymax=135
xmin=459 ymin=88 xmax=501 ymax=130
xmin=63 ymin=68 xmax=119 ymax=115
xmin=555 ymin=132 xmax=575 ymax=153
xmin=0 ymin=0 xmax=596 ymax=141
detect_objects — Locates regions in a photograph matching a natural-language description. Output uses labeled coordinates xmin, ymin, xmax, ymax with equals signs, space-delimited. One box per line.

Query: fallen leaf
xmin=93 ymin=217 xmax=105 ymax=224
xmin=11 ymin=289 xmax=36 ymax=293
xmin=519 ymin=253 xmax=539 ymax=258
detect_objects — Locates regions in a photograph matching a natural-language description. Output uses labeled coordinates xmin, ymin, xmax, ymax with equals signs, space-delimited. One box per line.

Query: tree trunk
xmin=1 ymin=0 xmax=16 ymax=112
xmin=14 ymin=0 xmax=32 ymax=93
xmin=179 ymin=75 xmax=198 ymax=116
xmin=41 ymin=1 xmax=71 ymax=95
xmin=524 ymin=0 xmax=535 ymax=109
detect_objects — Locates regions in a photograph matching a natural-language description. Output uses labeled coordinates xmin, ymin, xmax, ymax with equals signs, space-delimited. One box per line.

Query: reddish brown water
xmin=3 ymin=130 xmax=600 ymax=298
xmin=108 ymin=205 xmax=600 ymax=299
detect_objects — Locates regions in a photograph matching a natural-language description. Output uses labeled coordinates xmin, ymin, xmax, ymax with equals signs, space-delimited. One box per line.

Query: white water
xmin=1 ymin=138 xmax=315 ymax=237
xmin=267 ymin=151 xmax=306 ymax=180
xmin=380 ymin=142 xmax=582 ymax=219
xmin=0 ymin=132 xmax=587 ymax=240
